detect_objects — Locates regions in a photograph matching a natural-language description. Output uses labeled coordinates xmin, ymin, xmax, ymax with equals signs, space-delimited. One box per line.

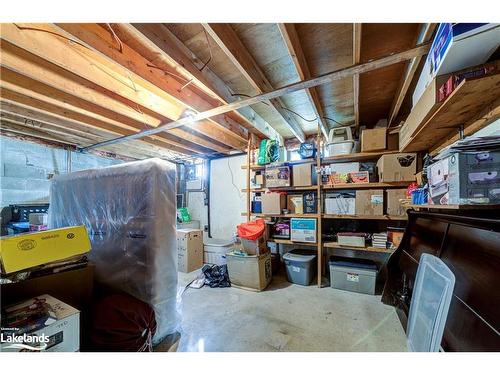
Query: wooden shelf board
xmin=402 ymin=73 xmax=500 ymax=152
xmin=322 ymin=214 xmax=407 ymax=220
xmin=242 ymin=159 xmax=315 ymax=170
xmin=242 ymin=185 xmax=319 ymax=192
xmin=242 ymin=212 xmax=319 ymax=218
xmin=407 ymin=204 xmax=500 ymax=210
xmin=323 ymin=241 xmax=394 ymax=254
xmin=321 ymin=150 xmax=400 ymax=164
xmin=242 ymin=151 xmax=402 ymax=170
xmin=322 ymin=181 xmax=412 ymax=189
xmin=269 ymin=238 xmax=317 ymax=245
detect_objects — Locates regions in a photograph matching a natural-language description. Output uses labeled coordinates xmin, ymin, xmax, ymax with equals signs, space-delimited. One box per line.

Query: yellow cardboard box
xmin=0 ymin=225 xmax=91 ymax=274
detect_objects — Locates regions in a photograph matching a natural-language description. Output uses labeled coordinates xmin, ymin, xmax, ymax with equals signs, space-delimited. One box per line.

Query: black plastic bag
xmin=202 ymin=264 xmax=231 ymax=288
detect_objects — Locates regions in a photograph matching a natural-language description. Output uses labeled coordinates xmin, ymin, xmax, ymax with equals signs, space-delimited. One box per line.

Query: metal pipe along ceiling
xmin=80 ymin=42 xmax=431 ymax=152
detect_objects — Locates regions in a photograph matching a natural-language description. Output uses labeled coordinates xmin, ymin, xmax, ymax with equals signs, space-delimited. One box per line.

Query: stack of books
xmin=372 ymin=232 xmax=388 ymax=249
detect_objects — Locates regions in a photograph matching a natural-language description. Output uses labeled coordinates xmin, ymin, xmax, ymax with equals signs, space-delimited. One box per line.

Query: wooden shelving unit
xmin=323 ymin=241 xmax=394 ymax=254
xmin=401 ymin=73 xmax=500 ymax=152
xmin=243 ymin=126 xmax=415 ymax=288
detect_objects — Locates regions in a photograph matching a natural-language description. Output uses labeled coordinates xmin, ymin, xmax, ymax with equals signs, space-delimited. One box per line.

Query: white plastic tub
xmin=203 ymin=238 xmax=234 ymax=265
xmin=327 ymin=141 xmax=354 ymax=156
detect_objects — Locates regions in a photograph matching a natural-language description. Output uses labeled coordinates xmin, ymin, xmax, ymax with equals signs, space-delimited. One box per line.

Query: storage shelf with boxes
xmin=243 ymin=126 xmax=420 ymax=287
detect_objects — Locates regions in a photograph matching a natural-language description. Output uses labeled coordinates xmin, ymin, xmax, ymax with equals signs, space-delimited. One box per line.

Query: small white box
xmin=337 ymin=234 xmax=366 ymax=248
xmin=325 ymin=196 xmax=356 ymax=215
xmin=290 ymin=218 xmax=317 ymax=243
xmin=0 ymin=294 xmax=80 ymax=352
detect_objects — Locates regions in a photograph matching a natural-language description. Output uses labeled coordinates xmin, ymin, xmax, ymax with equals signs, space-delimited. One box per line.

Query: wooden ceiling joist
xmin=0 ymin=23 xmax=245 ymax=153
xmin=388 ymin=23 xmax=436 ymax=126
xmin=0 ymin=58 xmax=228 ymax=154
xmin=0 ymin=87 xmax=203 ymax=156
xmin=0 ymin=110 xmax=187 ymax=160
xmin=82 ymin=41 xmax=431 ymax=150
xmin=202 ymin=23 xmax=306 ymax=142
xmin=53 ymin=23 xmax=249 ymax=148
xmin=352 ymin=23 xmax=362 ymax=129
xmin=0 ymin=71 xmax=217 ymax=155
xmin=0 ymin=40 xmax=235 ymax=154
xmin=277 ymin=23 xmax=329 ymax=138
xmin=128 ymin=23 xmax=278 ymax=142
xmin=0 ymin=100 xmax=190 ymax=160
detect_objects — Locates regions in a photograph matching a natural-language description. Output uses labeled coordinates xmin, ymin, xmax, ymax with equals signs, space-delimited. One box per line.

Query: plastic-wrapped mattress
xmin=48 ymin=158 xmax=178 ymax=343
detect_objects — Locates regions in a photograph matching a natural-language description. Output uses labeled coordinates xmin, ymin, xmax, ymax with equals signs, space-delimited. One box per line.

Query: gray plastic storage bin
xmin=283 ymin=249 xmax=317 ymax=286
xmin=329 ymin=256 xmax=377 ymax=295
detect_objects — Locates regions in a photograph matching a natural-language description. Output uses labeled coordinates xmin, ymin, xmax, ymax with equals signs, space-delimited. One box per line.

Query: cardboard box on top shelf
xmin=261 ymin=192 xmax=287 ymax=215
xmin=355 ymin=189 xmax=384 ymax=216
xmin=292 ymin=163 xmax=316 ymax=187
xmin=265 ymin=165 xmax=290 ymax=188
xmin=386 ymin=189 xmax=408 ymax=216
xmin=177 ymin=229 xmax=204 ymax=273
xmin=361 ymin=128 xmax=387 ymax=152
xmin=377 ymin=153 xmax=417 ymax=182
xmin=287 ymin=194 xmax=303 ymax=214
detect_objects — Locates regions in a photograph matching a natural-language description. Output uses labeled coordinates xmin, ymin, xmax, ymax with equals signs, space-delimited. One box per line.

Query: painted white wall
xmin=209 ymin=154 xmax=246 ymax=240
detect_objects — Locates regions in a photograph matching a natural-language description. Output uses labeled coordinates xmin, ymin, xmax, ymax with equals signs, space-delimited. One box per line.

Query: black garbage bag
xmin=202 ymin=264 xmax=231 ymax=288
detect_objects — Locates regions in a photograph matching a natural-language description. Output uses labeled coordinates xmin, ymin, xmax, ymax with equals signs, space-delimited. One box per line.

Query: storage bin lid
xmin=328 ymin=256 xmax=377 ymax=271
xmin=283 ymin=249 xmax=317 ymax=263
xmin=203 ymin=238 xmax=234 ymax=247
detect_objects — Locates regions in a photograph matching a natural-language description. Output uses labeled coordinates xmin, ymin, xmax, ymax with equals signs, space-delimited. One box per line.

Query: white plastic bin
xmin=203 ymin=238 xmax=234 ymax=265
xmin=407 ymin=253 xmax=455 ymax=352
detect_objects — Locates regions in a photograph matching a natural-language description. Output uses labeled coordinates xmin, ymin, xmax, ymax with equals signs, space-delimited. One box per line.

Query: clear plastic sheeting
xmin=48 ymin=158 xmax=179 ymax=343
xmin=407 ymin=253 xmax=455 ymax=352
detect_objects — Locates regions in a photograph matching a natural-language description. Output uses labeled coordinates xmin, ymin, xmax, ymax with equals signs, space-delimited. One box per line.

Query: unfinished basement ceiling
xmin=0 ymin=23 xmax=425 ymax=160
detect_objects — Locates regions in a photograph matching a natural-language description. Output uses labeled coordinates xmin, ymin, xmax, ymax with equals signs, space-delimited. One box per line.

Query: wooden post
xmin=246 ymin=137 xmax=252 ymax=222
xmin=316 ymin=124 xmax=323 ymax=287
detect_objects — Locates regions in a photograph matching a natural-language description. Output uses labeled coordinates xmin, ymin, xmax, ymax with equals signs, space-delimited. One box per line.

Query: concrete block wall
xmin=0 ymin=136 xmax=122 ymax=209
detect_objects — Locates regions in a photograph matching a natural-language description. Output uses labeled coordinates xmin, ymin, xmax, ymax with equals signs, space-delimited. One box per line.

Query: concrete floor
xmin=175 ymin=271 xmax=407 ymax=352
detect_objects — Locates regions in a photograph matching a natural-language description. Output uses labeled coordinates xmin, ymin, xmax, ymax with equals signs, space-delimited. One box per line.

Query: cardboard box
xmin=400 ymin=76 xmax=448 ymax=149
xmin=387 ymin=132 xmax=399 ymax=151
xmin=261 ymin=192 xmax=287 ymax=215
xmin=328 ymin=171 xmax=369 ymax=185
xmin=377 ymin=153 xmax=417 ymax=182
xmin=0 ymin=294 xmax=80 ymax=352
xmin=292 ymin=163 xmax=314 ymax=187
xmin=226 ymin=252 xmax=272 ymax=291
xmin=0 ymin=226 xmax=91 ymax=274
xmin=428 ymin=151 xmax=500 ymax=205
xmin=415 ymin=171 xmax=423 ymax=186
xmin=265 ymin=166 xmax=290 ymax=188
xmin=324 ymin=192 xmax=356 ymax=215
xmin=361 ymin=128 xmax=387 ymax=152
xmin=287 ymin=194 xmax=303 ymax=214
xmin=355 ymin=190 xmax=384 ymax=216
xmin=177 ymin=229 xmax=203 ymax=273
xmin=240 ymin=236 xmax=266 ymax=256
xmin=255 ymin=173 xmax=264 ymax=186
xmin=290 ymin=218 xmax=317 ymax=243
xmin=386 ymin=189 xmax=408 ymax=216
